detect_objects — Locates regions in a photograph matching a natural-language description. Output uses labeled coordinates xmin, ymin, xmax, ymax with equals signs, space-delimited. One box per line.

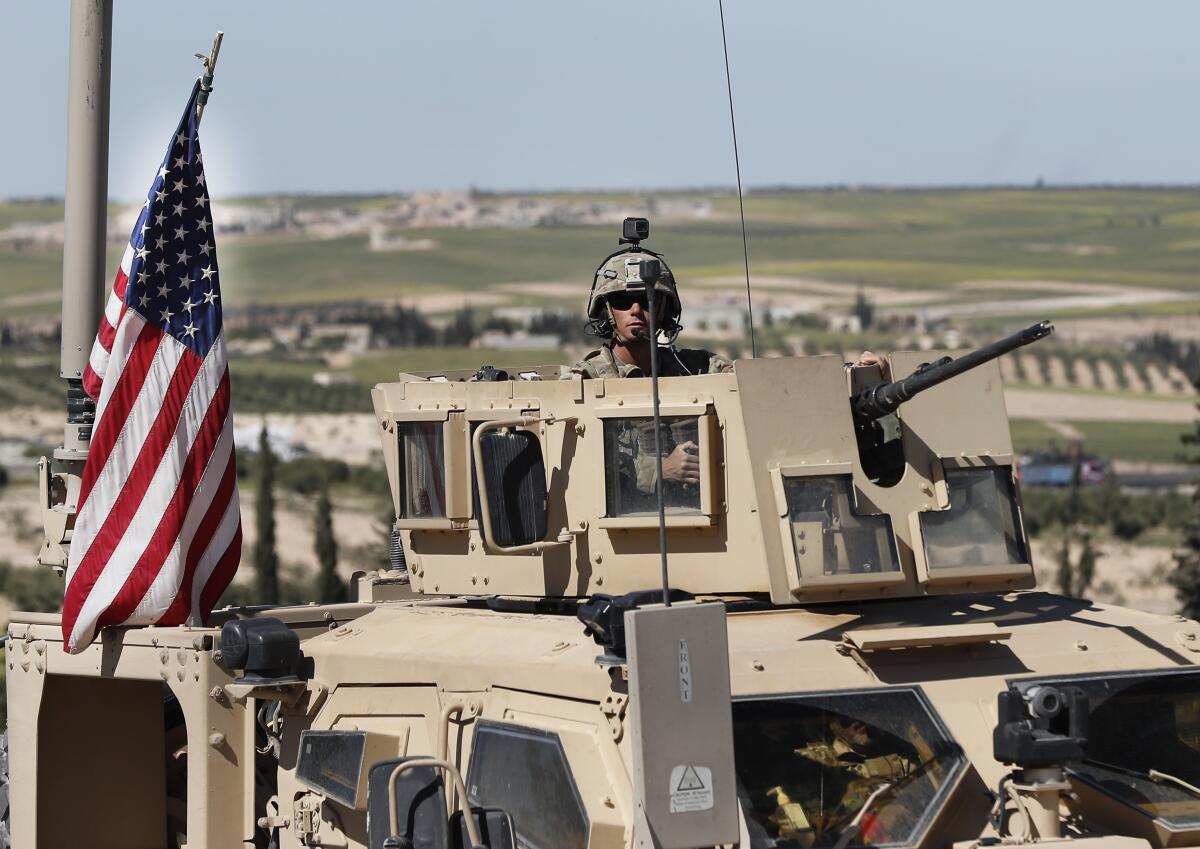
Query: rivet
xmin=603 ymin=796 xmax=616 ymax=808
xmin=471 ymin=575 xmax=478 ymax=585
xmin=617 ymin=399 xmax=624 ymax=406
xmin=160 ymin=649 xmax=170 ymax=664
xmin=596 ymin=576 xmax=604 ymax=586
xmin=752 ymin=660 xmax=765 ymax=671
xmin=797 ymin=530 xmax=805 ymax=540
xmin=594 ymin=553 xmax=603 ymax=564
xmin=483 ymin=576 xmax=489 ymax=585
xmin=798 ymin=545 xmax=806 ymax=555
xmin=1075 ymin=641 xmax=1089 ymax=651
xmin=209 ymin=732 xmax=226 ymax=748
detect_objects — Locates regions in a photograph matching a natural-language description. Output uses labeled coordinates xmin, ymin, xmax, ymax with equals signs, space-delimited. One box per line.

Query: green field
xmin=5 ymin=188 xmax=1200 ymax=317
xmin=1010 ymin=418 xmax=1194 ymax=465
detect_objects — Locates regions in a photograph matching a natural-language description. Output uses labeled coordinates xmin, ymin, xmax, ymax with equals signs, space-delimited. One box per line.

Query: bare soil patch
xmin=1004 ymin=388 xmax=1197 ymax=422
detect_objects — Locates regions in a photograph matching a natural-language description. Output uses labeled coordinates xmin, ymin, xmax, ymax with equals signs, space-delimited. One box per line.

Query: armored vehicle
xmin=12 ymin=308 xmax=1200 ymax=849
xmin=9 ymin=5 xmax=1200 ymax=849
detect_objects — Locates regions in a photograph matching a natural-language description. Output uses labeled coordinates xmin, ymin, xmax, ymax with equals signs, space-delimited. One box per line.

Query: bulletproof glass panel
xmin=783 ymin=475 xmax=900 ymax=577
xmin=1020 ymin=669 xmax=1200 ymax=830
xmin=919 ymin=467 xmax=1027 ymax=571
xmin=733 ymin=688 xmax=965 ymax=849
xmin=604 ymin=415 xmax=702 ymax=517
xmin=450 ymin=808 xmax=517 ymax=849
xmin=478 ymin=429 xmax=548 ymax=546
xmin=366 ymin=758 xmax=448 ymax=849
xmin=467 ymin=721 xmax=588 ymax=849
xmin=397 ymin=422 xmax=446 ymax=519
xmin=297 ymin=730 xmax=366 ymax=808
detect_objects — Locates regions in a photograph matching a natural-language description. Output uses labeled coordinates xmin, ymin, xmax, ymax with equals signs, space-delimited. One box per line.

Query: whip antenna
xmin=718 ymin=0 xmax=756 ymax=358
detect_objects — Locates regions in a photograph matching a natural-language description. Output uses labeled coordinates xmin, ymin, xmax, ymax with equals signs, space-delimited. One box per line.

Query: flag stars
xmin=175 ymin=131 xmax=188 ymax=147
xmin=138 ymin=293 xmax=151 ymax=308
xmin=159 ymin=307 xmax=174 ymax=325
xmin=171 ymin=178 xmax=185 ymax=193
xmin=135 ymin=245 xmax=150 ymax=261
xmin=200 ymin=265 xmax=215 ymax=281
xmin=154 ymin=236 xmax=166 ymax=250
xmin=194 ymin=195 xmax=209 ymax=209
xmin=172 ymin=155 xmax=187 ymax=170
xmin=181 ymin=297 xmax=197 ymax=314
xmin=203 ymin=289 xmax=219 ymax=306
xmin=195 ymin=174 xmax=206 ymax=187
xmin=157 ymin=165 xmax=169 ymax=181
xmin=154 ymin=259 xmax=168 ymax=274
xmin=199 ymin=242 xmax=213 ymax=257
xmin=154 ymin=212 xmax=166 ymax=226
xmin=157 ymin=282 xmax=171 ymax=299
xmin=196 ymin=219 xmax=209 ymax=232
xmin=174 ymin=225 xmax=188 ymax=241
xmin=172 ymin=202 xmax=185 ymax=216
xmin=178 ymin=274 xmax=192 ymax=289
xmin=176 ymin=249 xmax=191 ymax=265
xmin=183 ymin=322 xmax=199 ymax=339
xmin=155 ymin=189 xmax=167 ymax=204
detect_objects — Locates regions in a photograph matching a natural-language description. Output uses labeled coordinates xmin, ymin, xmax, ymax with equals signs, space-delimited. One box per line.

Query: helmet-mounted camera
xmin=620 ymin=216 xmax=650 ymax=245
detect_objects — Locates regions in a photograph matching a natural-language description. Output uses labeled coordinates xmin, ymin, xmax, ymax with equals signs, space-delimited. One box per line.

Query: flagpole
xmin=40 ymin=0 xmax=114 ymax=570
xmin=195 ymin=31 xmax=224 ymax=127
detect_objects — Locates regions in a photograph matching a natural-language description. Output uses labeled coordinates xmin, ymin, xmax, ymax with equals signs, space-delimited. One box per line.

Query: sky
xmin=3 ymin=1 xmax=1200 ymax=201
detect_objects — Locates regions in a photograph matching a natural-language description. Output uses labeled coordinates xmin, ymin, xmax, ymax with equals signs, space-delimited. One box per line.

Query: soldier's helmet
xmin=586 ymin=249 xmax=683 ymax=340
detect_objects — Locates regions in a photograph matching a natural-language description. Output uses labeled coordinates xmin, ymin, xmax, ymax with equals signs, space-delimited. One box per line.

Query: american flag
xmin=63 ymin=81 xmax=242 ymax=654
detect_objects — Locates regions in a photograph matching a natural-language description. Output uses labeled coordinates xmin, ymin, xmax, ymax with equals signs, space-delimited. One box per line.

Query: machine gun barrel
xmin=852 ymin=320 xmax=1054 ymax=421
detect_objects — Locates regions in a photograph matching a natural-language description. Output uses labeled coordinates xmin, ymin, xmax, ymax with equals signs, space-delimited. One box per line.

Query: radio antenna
xmin=718 ymin=0 xmax=756 ymax=358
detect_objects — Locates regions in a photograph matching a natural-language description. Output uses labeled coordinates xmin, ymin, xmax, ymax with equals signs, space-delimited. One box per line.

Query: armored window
xmin=782 ymin=475 xmax=900 ymax=579
xmin=770 ymin=468 xmax=903 ymax=594
xmin=391 ymin=416 xmax=470 ymax=528
xmin=397 ymin=421 xmax=446 ymax=519
xmin=597 ymin=408 xmax=719 ymax=528
xmin=918 ymin=466 xmax=1028 ymax=577
xmin=467 ymin=721 xmax=589 ymax=849
xmin=732 ymin=687 xmax=966 ymax=849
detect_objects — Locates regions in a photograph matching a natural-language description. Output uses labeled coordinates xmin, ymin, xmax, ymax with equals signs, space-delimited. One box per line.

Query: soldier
xmin=568 ymin=249 xmax=733 ymax=381
xmin=568 ymin=247 xmax=728 ymax=503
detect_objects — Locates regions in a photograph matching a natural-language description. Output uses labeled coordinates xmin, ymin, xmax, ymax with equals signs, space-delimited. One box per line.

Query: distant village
xmin=0 ymin=191 xmax=715 ymax=252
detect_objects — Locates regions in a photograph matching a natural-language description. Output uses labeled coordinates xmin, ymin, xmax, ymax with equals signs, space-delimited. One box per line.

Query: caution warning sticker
xmin=669 ymin=764 xmax=714 ymax=813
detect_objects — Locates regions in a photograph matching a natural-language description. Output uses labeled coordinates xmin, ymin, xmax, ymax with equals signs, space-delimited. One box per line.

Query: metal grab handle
xmin=386 ymin=757 xmax=484 ymax=849
xmin=471 ymin=416 xmax=572 ymax=555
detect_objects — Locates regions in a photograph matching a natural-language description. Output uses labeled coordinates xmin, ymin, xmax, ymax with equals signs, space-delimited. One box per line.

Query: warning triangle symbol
xmin=676 ymin=766 xmax=705 ymax=792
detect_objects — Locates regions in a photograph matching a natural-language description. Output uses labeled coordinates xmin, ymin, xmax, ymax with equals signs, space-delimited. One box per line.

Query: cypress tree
xmin=1170 ymin=376 xmax=1200 ymax=618
xmin=254 ymin=426 xmax=280 ymax=603
xmin=314 ymin=485 xmax=346 ymax=603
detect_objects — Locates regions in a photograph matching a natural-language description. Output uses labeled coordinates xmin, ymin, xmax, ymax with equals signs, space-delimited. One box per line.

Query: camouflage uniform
xmin=566 ymin=343 xmax=733 ymax=379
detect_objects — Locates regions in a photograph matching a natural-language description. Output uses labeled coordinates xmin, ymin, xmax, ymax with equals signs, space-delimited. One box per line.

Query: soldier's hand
xmin=855 ymin=351 xmax=891 ymax=380
xmin=662 ymin=441 xmax=701 ymax=484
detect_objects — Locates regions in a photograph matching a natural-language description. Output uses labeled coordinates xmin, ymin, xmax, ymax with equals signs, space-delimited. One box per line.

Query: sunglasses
xmin=608 ymin=292 xmax=658 ymax=312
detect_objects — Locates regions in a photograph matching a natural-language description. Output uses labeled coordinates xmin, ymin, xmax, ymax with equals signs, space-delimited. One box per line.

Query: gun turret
xmin=853 ymin=320 xmax=1054 ymax=484
xmin=852 ymin=321 xmax=1054 ymax=422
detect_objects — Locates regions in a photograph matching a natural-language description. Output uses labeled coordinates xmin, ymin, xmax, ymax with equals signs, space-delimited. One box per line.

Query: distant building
xmin=473 ymin=330 xmax=561 ymax=351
